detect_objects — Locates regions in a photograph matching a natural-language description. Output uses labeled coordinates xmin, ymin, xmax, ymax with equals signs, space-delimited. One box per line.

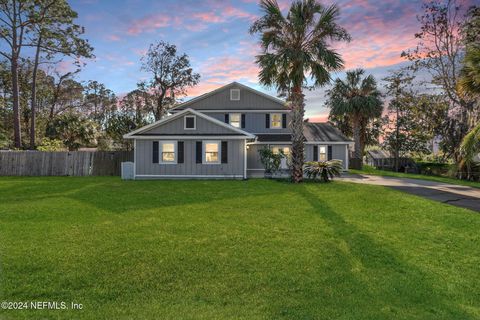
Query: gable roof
xmin=123 ymin=108 xmax=255 ymax=139
xmin=303 ymin=122 xmax=352 ymax=142
xmin=366 ymin=149 xmax=391 ymax=159
xmin=170 ymin=82 xmax=286 ymax=112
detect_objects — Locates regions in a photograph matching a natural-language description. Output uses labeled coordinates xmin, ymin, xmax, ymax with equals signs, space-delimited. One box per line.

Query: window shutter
xmin=282 ymin=114 xmax=287 ymax=128
xmin=153 ymin=141 xmax=159 ymax=163
xmin=313 ymin=146 xmax=318 ymax=161
xmin=328 ymin=145 xmax=333 ymax=161
xmin=221 ymin=141 xmax=228 ymax=163
xmin=178 ymin=141 xmax=184 ymax=163
xmin=265 ymin=114 xmax=270 ymax=128
xmin=196 ymin=141 xmax=202 ymax=163
xmin=224 ymin=114 xmax=229 ymax=123
xmin=241 ymin=114 xmax=246 ymax=128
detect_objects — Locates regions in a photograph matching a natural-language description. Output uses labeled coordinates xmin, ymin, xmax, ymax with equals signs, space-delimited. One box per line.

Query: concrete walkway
xmin=338 ymin=174 xmax=480 ymax=212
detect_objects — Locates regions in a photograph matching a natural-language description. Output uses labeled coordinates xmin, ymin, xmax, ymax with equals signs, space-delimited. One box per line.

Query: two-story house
xmin=123 ymin=82 xmax=352 ymax=179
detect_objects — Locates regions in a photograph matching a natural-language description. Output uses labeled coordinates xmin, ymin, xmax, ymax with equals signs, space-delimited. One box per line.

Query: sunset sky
xmin=65 ymin=0 xmax=470 ymax=121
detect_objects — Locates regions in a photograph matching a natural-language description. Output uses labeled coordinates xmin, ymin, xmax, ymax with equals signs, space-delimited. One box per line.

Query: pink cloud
xmin=127 ymin=14 xmax=170 ymax=35
xmin=191 ymin=5 xmax=256 ymax=26
xmin=308 ymin=114 xmax=329 ymax=123
xmin=200 ymin=57 xmax=259 ymax=83
xmin=55 ymin=60 xmax=74 ymax=73
xmin=106 ymin=34 xmax=121 ymax=41
xmin=223 ymin=6 xmax=257 ymax=21
xmin=186 ymin=82 xmax=224 ymax=97
xmin=192 ymin=12 xmax=224 ymax=23
xmin=132 ymin=48 xmax=147 ymax=56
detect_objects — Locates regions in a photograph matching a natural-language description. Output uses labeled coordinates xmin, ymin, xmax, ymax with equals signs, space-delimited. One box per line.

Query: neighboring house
xmin=365 ymin=149 xmax=417 ymax=172
xmin=123 ymin=82 xmax=352 ymax=179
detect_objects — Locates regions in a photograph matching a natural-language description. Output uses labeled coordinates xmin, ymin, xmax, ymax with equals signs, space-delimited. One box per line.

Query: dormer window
xmin=184 ymin=115 xmax=196 ymax=130
xmin=230 ymin=89 xmax=240 ymax=101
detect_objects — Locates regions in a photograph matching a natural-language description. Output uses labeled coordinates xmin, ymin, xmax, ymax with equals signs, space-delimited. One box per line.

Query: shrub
xmin=304 ymin=160 xmax=343 ymax=182
xmin=258 ymin=147 xmax=284 ymax=175
xmin=37 ymin=138 xmax=65 ymax=151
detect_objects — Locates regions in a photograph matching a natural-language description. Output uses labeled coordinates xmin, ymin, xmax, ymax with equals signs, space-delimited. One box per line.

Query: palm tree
xmin=250 ymin=0 xmax=350 ymax=183
xmin=458 ymin=46 xmax=480 ymax=98
xmin=326 ymin=69 xmax=383 ymax=167
xmin=460 ymin=123 xmax=480 ymax=179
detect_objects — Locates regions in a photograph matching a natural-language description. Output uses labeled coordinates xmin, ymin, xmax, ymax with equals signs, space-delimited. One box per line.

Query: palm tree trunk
xmin=290 ymin=86 xmax=305 ymax=183
xmin=11 ymin=56 xmax=21 ymax=148
xmin=352 ymin=119 xmax=362 ymax=168
xmin=30 ymin=33 xmax=42 ymax=149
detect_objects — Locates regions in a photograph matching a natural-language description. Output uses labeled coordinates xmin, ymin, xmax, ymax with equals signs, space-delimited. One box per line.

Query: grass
xmin=0 ymin=177 xmax=479 ymax=319
xmin=350 ymin=165 xmax=480 ymax=189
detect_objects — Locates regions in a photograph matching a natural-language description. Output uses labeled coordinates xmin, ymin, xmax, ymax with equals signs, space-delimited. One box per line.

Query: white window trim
xmin=270 ymin=113 xmax=283 ymax=129
xmin=229 ymin=113 xmax=241 ymax=128
xmin=318 ymin=145 xmax=327 ymax=161
xmin=159 ymin=140 xmax=177 ymax=164
xmin=184 ymin=115 xmax=196 ymax=130
xmin=230 ymin=89 xmax=240 ymax=101
xmin=203 ymin=140 xmax=221 ymax=164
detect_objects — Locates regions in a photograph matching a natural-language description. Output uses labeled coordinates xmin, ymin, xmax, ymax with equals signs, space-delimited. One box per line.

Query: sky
xmin=63 ymin=0 xmax=470 ymax=121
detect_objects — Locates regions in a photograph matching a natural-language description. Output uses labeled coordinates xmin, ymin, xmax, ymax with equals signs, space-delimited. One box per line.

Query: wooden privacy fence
xmin=0 ymin=151 xmax=133 ymax=176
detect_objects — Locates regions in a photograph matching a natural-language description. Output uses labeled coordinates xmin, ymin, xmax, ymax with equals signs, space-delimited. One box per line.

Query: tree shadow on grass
xmin=264 ymin=185 xmax=473 ymax=319
xmin=0 ymin=177 xmax=106 ymax=209
xmin=67 ymin=179 xmax=289 ymax=214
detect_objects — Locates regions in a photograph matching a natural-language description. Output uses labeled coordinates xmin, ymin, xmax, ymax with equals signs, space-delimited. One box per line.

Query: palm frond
xmin=460 ymin=123 xmax=480 ymax=164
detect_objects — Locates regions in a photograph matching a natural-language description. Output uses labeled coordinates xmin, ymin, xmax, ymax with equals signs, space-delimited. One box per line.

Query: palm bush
xmin=304 ymin=160 xmax=343 ymax=182
xmin=459 ymin=123 xmax=480 ymax=180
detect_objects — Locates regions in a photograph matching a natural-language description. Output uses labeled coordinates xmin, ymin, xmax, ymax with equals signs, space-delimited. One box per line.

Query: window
xmin=272 ymin=146 xmax=290 ymax=156
xmin=272 ymin=146 xmax=290 ymax=169
xmin=319 ymin=146 xmax=327 ymax=161
xmin=204 ymin=141 xmax=220 ymax=164
xmin=160 ymin=141 xmax=176 ymax=163
xmin=230 ymin=89 xmax=240 ymax=100
xmin=184 ymin=115 xmax=196 ymax=130
xmin=229 ymin=113 xmax=241 ymax=128
xmin=270 ymin=113 xmax=282 ymax=129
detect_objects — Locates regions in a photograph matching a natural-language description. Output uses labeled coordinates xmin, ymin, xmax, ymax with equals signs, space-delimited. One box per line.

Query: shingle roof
xmin=366 ymin=149 xmax=391 ymax=159
xmin=255 ymin=123 xmax=351 ymax=143
xmin=303 ymin=122 xmax=352 ymax=142
xmin=256 ymin=134 xmax=292 ymax=142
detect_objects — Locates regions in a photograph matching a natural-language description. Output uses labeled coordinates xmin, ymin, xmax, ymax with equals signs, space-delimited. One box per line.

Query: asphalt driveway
xmin=339 ymin=174 xmax=480 ymax=212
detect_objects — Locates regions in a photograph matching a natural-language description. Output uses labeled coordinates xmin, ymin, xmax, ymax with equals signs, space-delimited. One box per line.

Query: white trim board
xmin=183 ymin=115 xmax=196 ymax=130
xmin=131 ymin=136 xmax=251 ymax=140
xmin=250 ymin=141 xmax=353 ymax=145
xmin=169 ymin=82 xmax=286 ymax=111
xmin=123 ymin=108 xmax=255 ymax=139
xmin=171 ymin=109 xmax=291 ymax=113
xmin=135 ymin=174 xmax=245 ymax=179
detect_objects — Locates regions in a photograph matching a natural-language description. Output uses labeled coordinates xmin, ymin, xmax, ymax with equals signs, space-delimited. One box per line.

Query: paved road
xmin=338 ymin=174 xmax=480 ymax=212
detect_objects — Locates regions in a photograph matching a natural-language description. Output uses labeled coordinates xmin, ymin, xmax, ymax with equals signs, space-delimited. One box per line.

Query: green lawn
xmin=351 ymin=166 xmax=480 ymax=189
xmin=0 ymin=177 xmax=479 ymax=319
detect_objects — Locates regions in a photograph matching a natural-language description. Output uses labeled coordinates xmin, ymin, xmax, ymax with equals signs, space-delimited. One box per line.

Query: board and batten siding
xmin=135 ymin=139 xmax=245 ymax=178
xmin=175 ymin=84 xmax=286 ymax=111
xmin=141 ymin=113 xmax=235 ymax=135
xmin=247 ymin=143 xmax=349 ymax=176
xmin=207 ymin=112 xmax=291 ymax=134
xmin=305 ymin=144 xmax=348 ymax=169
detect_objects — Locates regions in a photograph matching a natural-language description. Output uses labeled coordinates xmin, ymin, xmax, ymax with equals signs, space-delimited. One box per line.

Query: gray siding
xmin=141 ymin=112 xmax=237 ymax=135
xmin=135 ymin=139 xmax=245 ymax=178
xmin=176 ymin=83 xmax=287 ymax=111
xmin=247 ymin=143 xmax=349 ymax=177
xmin=208 ymin=112 xmax=291 ymax=134
xmin=305 ymin=144 xmax=348 ymax=169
